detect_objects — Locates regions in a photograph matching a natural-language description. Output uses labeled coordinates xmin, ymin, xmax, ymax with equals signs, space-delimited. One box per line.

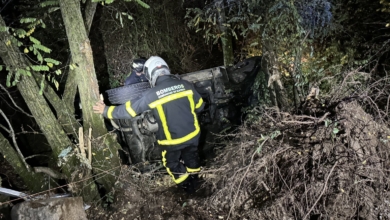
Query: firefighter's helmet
xmin=143 ymin=56 xmax=170 ymax=87
xmin=131 ymin=58 xmax=146 ymax=73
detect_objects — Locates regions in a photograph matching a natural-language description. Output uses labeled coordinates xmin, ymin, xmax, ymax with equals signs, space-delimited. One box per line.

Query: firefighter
xmin=124 ymin=58 xmax=148 ymax=85
xmin=93 ymin=56 xmax=205 ymax=193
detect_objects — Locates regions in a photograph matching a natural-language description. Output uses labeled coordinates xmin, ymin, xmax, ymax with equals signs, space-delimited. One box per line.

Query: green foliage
xmin=103 ymin=191 xmax=114 ymax=208
xmin=256 ymin=130 xmax=281 ymax=153
xmin=115 ymin=12 xmax=134 ymax=27
xmin=93 ymin=0 xmax=150 ymax=9
xmin=31 ymin=65 xmax=50 ymax=72
xmin=33 ymin=44 xmax=52 ymax=53
xmin=14 ymin=29 xmax=27 ymax=38
xmin=133 ymin=0 xmax=150 ymax=9
xmin=93 ymin=0 xmax=148 ymax=30
xmin=0 ymin=25 xmax=8 ymax=32
xmin=20 ymin=18 xmax=37 ymax=24
xmin=1 ymin=19 xmax=62 ymax=92
xmin=44 ymin=58 xmax=61 ymax=65
xmin=185 ymin=0 xmax=357 ymax=109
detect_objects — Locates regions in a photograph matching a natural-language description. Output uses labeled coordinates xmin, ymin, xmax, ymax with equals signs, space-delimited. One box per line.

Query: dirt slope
xmin=87 ymin=100 xmax=390 ymax=220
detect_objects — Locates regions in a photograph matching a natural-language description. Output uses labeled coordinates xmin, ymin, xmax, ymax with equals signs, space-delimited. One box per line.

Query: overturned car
xmin=105 ymin=56 xmax=262 ymax=165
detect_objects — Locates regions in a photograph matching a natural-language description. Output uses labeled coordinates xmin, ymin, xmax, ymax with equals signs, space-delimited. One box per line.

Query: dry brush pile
xmin=203 ymin=73 xmax=390 ymax=219
xmin=86 ymin=70 xmax=390 ymax=220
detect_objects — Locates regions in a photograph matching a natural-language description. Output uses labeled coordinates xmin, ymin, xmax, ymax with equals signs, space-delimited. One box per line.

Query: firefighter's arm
xmin=94 ymin=98 xmax=149 ymax=119
xmin=193 ymin=88 xmax=205 ymax=113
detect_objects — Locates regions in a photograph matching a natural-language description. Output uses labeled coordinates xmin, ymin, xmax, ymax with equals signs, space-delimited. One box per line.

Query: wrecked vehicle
xmin=105 ymin=56 xmax=262 ymax=165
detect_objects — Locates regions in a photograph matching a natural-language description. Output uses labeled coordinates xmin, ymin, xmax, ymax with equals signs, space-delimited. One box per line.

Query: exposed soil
xmin=87 ymin=99 xmax=390 ymax=219
xmin=86 ymin=166 xmax=217 ymax=220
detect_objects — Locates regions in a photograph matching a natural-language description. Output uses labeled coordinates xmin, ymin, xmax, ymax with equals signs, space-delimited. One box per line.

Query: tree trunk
xmin=0 ymin=133 xmax=46 ymax=193
xmin=46 ymin=1 xmax=98 ymax=137
xmin=216 ymin=0 xmax=234 ymax=66
xmin=84 ymin=0 xmax=98 ymax=34
xmin=0 ymin=16 xmax=99 ymax=203
xmin=31 ymin=72 xmax=80 ymax=137
xmin=59 ymin=0 xmax=122 ymax=191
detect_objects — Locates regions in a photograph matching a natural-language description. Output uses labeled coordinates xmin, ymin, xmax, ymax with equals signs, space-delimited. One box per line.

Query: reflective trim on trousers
xmin=161 ymin=150 xmax=189 ymax=184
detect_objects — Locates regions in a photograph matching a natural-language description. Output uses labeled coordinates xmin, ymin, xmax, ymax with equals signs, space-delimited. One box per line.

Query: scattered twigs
xmin=227 ymin=138 xmax=269 ymax=220
xmin=303 ymin=162 xmax=338 ymax=220
xmin=0 ymin=109 xmax=30 ymax=171
xmin=330 ymin=68 xmax=363 ymax=102
xmin=361 ymin=95 xmax=386 ymax=124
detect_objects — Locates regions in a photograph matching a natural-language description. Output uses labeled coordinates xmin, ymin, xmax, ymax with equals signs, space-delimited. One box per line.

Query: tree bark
xmin=0 ymin=16 xmax=99 ymax=202
xmin=58 ymin=0 xmax=98 ymax=136
xmin=84 ymin=0 xmax=98 ymax=34
xmin=216 ymin=0 xmax=234 ymax=66
xmin=0 ymin=133 xmax=46 ymax=193
xmin=32 ymin=72 xmax=80 ymax=137
xmin=59 ymin=0 xmax=122 ymax=191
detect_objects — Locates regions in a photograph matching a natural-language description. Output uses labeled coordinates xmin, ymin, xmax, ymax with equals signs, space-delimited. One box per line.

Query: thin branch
xmin=24 ymin=154 xmax=49 ymax=160
xmin=303 ymin=162 xmax=338 ymax=220
xmin=282 ymin=112 xmax=330 ymax=125
xmin=0 ymin=124 xmax=10 ymax=133
xmin=386 ymin=94 xmax=390 ymax=117
xmin=0 ymin=109 xmax=30 ymax=171
xmin=0 ymin=84 xmax=33 ymax=117
xmin=33 ymin=167 xmax=66 ymax=179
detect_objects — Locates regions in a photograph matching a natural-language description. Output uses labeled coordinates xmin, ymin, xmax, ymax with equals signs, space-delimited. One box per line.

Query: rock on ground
xmin=11 ymin=197 xmax=87 ymax=220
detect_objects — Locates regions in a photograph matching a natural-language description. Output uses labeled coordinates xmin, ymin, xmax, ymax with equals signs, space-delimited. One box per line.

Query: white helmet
xmin=143 ymin=56 xmax=170 ymax=87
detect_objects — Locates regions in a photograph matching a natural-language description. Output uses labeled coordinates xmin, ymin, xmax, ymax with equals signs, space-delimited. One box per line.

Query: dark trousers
xmin=161 ymin=144 xmax=200 ymax=185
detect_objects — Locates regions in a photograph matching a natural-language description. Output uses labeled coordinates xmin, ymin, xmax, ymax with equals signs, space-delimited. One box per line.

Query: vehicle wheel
xmin=105 ymin=82 xmax=151 ymax=105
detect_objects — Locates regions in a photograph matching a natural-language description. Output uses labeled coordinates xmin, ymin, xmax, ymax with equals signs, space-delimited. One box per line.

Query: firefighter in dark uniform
xmin=124 ymin=58 xmax=148 ymax=85
xmin=93 ymin=56 xmax=205 ymax=193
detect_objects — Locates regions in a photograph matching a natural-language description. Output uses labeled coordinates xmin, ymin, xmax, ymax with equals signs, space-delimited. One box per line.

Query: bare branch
xmin=33 ymin=167 xmax=66 ymax=179
xmin=0 ymin=124 xmax=10 ymax=133
xmin=0 ymin=109 xmax=30 ymax=171
xmin=0 ymin=84 xmax=33 ymax=117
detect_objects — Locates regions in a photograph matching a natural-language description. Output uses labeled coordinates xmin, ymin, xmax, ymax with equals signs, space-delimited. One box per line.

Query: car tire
xmin=105 ymin=82 xmax=151 ymax=105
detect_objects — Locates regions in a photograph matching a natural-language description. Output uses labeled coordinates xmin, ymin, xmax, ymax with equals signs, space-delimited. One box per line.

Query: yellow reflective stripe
xmin=149 ymin=90 xmax=193 ymax=108
xmin=195 ymin=98 xmax=203 ymax=109
xmin=186 ymin=167 xmax=201 ymax=173
xmin=149 ymin=89 xmax=200 ymax=146
xmin=157 ymin=105 xmax=171 ymax=140
xmin=157 ymin=93 xmax=200 ymax=146
xmin=162 ymin=150 xmax=189 ymax=184
xmin=157 ymin=128 xmax=199 ymax=145
xmin=107 ymin=106 xmax=115 ymax=119
xmin=125 ymin=101 xmax=137 ymax=117
xmin=175 ymin=174 xmax=189 ymax=184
